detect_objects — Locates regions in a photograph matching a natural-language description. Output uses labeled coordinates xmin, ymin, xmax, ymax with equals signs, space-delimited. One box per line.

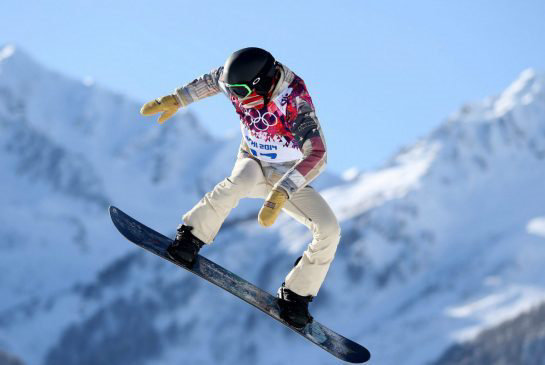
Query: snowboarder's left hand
xmin=258 ymin=188 xmax=288 ymax=227
xmin=140 ymin=94 xmax=181 ymax=124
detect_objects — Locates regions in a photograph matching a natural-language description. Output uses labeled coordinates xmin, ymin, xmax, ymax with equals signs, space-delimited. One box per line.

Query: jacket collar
xmin=269 ymin=62 xmax=295 ymax=100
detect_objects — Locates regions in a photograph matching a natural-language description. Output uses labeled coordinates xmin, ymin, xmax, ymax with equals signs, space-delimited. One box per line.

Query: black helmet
xmin=223 ymin=47 xmax=277 ymax=98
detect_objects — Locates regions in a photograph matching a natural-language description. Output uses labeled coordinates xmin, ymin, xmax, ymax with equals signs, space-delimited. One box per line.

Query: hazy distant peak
xmin=494 ymin=68 xmax=543 ymax=116
xmin=0 ymin=43 xmax=16 ymax=61
xmin=445 ymin=68 xmax=544 ymax=125
xmin=503 ymin=68 xmax=541 ymax=98
xmin=0 ymin=44 xmax=47 ymax=93
xmin=0 ymin=43 xmax=37 ymax=69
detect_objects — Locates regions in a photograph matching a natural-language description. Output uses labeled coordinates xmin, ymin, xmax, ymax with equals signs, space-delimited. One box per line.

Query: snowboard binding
xmin=277 ymin=283 xmax=314 ymax=329
xmin=166 ymin=225 xmax=204 ymax=266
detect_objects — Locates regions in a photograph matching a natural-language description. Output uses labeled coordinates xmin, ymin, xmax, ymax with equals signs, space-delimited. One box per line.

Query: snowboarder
xmin=140 ymin=47 xmax=341 ymax=329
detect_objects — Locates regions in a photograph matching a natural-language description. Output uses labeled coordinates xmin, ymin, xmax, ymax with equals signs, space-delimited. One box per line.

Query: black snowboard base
xmin=109 ymin=206 xmax=371 ymax=363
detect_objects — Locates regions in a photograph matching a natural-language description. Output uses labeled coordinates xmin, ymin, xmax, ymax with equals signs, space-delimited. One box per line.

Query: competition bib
xmin=238 ymin=86 xmax=302 ymax=163
xmin=241 ymin=125 xmax=303 ymax=163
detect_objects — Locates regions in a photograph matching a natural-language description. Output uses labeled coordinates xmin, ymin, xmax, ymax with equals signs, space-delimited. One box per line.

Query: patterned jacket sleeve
xmin=175 ymin=67 xmax=223 ymax=107
xmin=274 ymin=84 xmax=327 ymax=198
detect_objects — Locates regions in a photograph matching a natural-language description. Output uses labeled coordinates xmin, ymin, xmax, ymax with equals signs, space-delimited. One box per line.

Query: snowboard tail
xmin=109 ymin=206 xmax=371 ymax=363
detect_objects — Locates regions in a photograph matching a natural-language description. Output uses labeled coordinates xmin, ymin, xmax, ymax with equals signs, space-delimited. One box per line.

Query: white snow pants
xmin=183 ymin=157 xmax=341 ymax=297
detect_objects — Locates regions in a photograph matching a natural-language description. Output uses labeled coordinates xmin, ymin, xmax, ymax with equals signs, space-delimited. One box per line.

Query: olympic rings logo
xmin=242 ymin=109 xmax=279 ymax=131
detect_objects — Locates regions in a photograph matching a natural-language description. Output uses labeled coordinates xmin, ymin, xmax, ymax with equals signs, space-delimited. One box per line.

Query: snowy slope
xmin=1 ymin=44 xmax=545 ymax=365
xmin=321 ymin=68 xmax=545 ymax=365
xmin=0 ymin=44 xmax=340 ymax=365
xmin=0 ymin=44 xmax=228 ymax=362
xmin=433 ymin=301 xmax=545 ymax=365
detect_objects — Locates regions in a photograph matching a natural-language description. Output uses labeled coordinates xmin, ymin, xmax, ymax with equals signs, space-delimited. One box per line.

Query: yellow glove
xmin=140 ymin=94 xmax=181 ymax=124
xmin=258 ymin=188 xmax=288 ymax=227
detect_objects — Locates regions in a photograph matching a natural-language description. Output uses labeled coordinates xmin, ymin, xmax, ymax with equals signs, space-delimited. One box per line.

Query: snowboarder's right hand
xmin=140 ymin=94 xmax=181 ymax=124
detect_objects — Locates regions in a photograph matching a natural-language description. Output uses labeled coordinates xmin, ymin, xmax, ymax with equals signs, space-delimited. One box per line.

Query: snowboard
xmin=109 ymin=206 xmax=371 ymax=363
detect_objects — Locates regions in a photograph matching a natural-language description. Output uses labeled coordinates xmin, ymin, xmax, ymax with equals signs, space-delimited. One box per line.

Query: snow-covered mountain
xmin=0 ymin=41 xmax=219 ymax=309
xmin=433 ymin=301 xmax=545 ymax=365
xmin=1 ymin=44 xmax=544 ymax=365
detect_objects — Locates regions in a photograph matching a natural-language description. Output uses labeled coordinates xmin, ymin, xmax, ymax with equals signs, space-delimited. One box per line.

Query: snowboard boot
xmin=166 ymin=225 xmax=204 ymax=266
xmin=277 ymin=283 xmax=314 ymax=329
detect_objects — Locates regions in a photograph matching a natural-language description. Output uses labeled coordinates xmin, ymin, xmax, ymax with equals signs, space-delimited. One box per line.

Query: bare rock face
xmin=0 ymin=351 xmax=24 ymax=365
xmin=433 ymin=303 xmax=545 ymax=365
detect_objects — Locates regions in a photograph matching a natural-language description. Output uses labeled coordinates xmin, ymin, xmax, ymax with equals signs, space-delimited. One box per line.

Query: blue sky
xmin=2 ymin=0 xmax=544 ymax=174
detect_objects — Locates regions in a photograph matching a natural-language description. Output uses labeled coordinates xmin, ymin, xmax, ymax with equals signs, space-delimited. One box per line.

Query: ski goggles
xmin=225 ymin=83 xmax=254 ymax=98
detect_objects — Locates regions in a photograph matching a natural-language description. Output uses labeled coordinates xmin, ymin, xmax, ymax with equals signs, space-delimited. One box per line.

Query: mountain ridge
xmin=1 ymin=44 xmax=544 ymax=365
